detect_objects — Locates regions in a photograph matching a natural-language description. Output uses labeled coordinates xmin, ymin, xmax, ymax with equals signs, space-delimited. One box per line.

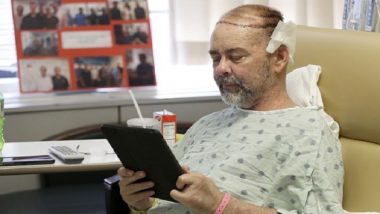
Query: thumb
xmin=170 ymin=189 xmax=186 ymax=204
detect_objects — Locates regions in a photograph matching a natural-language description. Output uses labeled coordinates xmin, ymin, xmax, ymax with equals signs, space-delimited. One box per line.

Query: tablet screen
xmin=101 ymin=124 xmax=183 ymax=202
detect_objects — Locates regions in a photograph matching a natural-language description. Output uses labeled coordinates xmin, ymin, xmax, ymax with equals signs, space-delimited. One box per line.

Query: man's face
xmin=30 ymin=1 xmax=37 ymax=13
xmin=209 ymin=21 xmax=275 ymax=109
xmin=40 ymin=67 xmax=47 ymax=77
xmin=54 ymin=67 xmax=61 ymax=75
xmin=16 ymin=5 xmax=23 ymax=16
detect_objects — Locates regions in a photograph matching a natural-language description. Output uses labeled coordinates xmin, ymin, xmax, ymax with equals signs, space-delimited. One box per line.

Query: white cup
xmin=126 ymin=118 xmax=160 ymax=130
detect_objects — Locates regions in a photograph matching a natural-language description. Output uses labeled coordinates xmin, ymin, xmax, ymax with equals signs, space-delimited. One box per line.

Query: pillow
xmin=286 ymin=64 xmax=339 ymax=136
xmin=286 ymin=64 xmax=322 ymax=107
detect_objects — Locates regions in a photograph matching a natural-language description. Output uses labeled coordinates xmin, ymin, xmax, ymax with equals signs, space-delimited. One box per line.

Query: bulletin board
xmin=11 ymin=0 xmax=156 ymax=93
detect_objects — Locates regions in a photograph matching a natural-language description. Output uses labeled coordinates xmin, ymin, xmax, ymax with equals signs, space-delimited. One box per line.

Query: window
xmin=0 ymin=0 xmax=17 ymax=78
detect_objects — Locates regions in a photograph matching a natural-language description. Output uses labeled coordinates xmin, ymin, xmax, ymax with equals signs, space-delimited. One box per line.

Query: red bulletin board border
xmin=12 ymin=0 xmax=156 ymax=93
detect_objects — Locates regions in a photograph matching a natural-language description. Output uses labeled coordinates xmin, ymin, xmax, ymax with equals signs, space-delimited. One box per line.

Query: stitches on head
xmin=218 ymin=5 xmax=284 ymax=43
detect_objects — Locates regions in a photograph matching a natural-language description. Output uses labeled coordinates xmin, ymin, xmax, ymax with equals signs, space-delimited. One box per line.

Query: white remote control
xmin=49 ymin=145 xmax=85 ymax=163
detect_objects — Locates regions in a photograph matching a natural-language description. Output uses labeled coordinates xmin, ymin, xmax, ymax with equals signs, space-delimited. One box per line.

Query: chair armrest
xmin=104 ymin=174 xmax=130 ymax=214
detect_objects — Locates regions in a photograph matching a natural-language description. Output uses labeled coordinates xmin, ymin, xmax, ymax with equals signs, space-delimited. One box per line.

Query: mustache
xmin=215 ymin=75 xmax=243 ymax=87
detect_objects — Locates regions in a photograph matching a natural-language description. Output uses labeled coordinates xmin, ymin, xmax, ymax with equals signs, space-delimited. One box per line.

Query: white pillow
xmin=286 ymin=64 xmax=323 ymax=107
xmin=286 ymin=64 xmax=339 ymax=136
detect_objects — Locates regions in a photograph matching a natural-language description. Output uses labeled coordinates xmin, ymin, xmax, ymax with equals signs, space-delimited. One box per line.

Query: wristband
xmin=214 ymin=192 xmax=231 ymax=214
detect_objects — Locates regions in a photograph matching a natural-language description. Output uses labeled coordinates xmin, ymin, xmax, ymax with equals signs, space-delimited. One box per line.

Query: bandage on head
xmin=265 ymin=21 xmax=297 ymax=63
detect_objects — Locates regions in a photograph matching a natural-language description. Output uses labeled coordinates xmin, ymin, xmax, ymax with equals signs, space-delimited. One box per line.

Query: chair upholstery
xmin=288 ymin=25 xmax=380 ymax=212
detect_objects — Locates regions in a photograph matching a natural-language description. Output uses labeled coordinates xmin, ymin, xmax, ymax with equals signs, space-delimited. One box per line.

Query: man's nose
xmin=214 ymin=57 xmax=232 ymax=76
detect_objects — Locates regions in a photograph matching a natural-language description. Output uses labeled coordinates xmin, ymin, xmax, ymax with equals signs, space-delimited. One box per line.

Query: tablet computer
xmin=100 ymin=124 xmax=183 ymax=202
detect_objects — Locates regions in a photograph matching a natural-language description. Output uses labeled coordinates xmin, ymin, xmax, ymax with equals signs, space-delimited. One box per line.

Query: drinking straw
xmin=128 ymin=89 xmax=145 ymax=128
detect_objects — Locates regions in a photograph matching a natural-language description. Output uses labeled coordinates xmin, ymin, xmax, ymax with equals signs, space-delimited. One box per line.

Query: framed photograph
xmin=19 ymin=58 xmax=70 ymax=92
xmin=12 ymin=0 xmax=155 ymax=93
xmin=74 ymin=56 xmax=124 ymax=88
xmin=126 ymin=48 xmax=155 ymax=86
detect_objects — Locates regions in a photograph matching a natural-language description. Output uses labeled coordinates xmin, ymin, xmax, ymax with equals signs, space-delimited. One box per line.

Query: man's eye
xmin=210 ymin=55 xmax=221 ymax=63
xmin=230 ymin=55 xmax=245 ymax=62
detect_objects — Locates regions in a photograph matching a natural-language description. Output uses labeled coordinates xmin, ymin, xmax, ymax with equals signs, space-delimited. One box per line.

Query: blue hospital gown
xmin=149 ymin=106 xmax=344 ymax=214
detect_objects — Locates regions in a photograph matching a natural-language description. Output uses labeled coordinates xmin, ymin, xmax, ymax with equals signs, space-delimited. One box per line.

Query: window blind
xmin=0 ymin=0 xmax=17 ymax=67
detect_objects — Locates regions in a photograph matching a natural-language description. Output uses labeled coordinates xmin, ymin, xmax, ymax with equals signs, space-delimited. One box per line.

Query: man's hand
xmin=117 ymin=167 xmax=155 ymax=211
xmin=170 ymin=166 xmax=224 ymax=214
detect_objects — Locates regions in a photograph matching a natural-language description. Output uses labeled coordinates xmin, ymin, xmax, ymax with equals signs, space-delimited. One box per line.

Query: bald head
xmin=217 ymin=5 xmax=283 ymax=45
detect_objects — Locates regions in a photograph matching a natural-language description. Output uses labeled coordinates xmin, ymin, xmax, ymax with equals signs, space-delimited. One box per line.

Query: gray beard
xmin=215 ymin=62 xmax=274 ymax=108
xmin=217 ymin=77 xmax=256 ymax=108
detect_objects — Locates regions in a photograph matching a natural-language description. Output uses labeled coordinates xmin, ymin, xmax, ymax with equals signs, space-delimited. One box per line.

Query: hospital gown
xmin=149 ymin=106 xmax=344 ymax=214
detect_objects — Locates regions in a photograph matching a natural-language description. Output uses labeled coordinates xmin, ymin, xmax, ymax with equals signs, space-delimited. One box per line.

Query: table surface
xmin=0 ymin=139 xmax=121 ymax=175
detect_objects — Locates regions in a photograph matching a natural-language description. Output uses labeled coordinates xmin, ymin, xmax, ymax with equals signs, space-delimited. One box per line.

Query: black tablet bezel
xmin=101 ymin=124 xmax=183 ymax=202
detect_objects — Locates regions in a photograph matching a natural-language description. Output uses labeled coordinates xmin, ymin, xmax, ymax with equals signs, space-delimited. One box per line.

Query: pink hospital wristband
xmin=214 ymin=192 xmax=231 ymax=214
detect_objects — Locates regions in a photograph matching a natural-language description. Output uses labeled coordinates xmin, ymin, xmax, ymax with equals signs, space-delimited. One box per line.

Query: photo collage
xmin=12 ymin=0 xmax=155 ymax=93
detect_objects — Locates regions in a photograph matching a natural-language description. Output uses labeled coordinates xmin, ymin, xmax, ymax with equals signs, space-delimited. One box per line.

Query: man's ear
xmin=270 ymin=45 xmax=289 ymax=74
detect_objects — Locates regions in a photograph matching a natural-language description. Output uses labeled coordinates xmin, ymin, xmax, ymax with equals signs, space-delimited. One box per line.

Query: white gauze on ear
xmin=266 ymin=21 xmax=297 ymax=63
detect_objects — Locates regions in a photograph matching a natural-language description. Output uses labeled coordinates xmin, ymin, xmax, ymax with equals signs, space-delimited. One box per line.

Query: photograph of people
xmin=13 ymin=0 xmax=61 ymax=30
xmin=86 ymin=2 xmax=109 ymax=26
xmin=114 ymin=23 xmax=149 ymax=45
xmin=22 ymin=31 xmax=58 ymax=56
xmin=19 ymin=58 xmax=70 ymax=92
xmin=108 ymin=0 xmax=148 ymax=20
xmin=74 ymin=56 xmax=124 ymax=88
xmin=58 ymin=2 xmax=108 ymax=27
xmin=126 ymin=49 xmax=155 ymax=86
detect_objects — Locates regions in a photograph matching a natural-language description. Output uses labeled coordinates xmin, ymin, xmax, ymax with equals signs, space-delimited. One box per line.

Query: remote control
xmin=49 ymin=145 xmax=85 ymax=163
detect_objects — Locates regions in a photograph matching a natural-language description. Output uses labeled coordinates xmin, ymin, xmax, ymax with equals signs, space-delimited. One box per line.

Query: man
xmin=134 ymin=2 xmax=146 ymax=19
xmin=51 ymin=66 xmax=69 ymax=90
xmin=87 ymin=8 xmax=98 ymax=25
xmin=133 ymin=53 xmax=154 ymax=86
xmin=44 ymin=6 xmax=59 ymax=29
xmin=118 ymin=4 xmax=344 ymax=213
xmin=110 ymin=1 xmax=122 ymax=20
xmin=98 ymin=8 xmax=110 ymax=25
xmin=74 ymin=8 xmax=87 ymax=26
xmin=132 ymin=26 xmax=148 ymax=44
xmin=14 ymin=4 xmax=24 ymax=30
xmin=36 ymin=66 xmax=53 ymax=91
xmin=20 ymin=0 xmax=44 ymax=30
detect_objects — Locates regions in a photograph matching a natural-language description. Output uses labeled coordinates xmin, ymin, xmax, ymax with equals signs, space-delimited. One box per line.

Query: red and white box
xmin=153 ymin=110 xmax=177 ymax=146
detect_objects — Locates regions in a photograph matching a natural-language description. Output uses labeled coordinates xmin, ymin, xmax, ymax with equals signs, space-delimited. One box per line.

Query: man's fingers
xmin=170 ymin=189 xmax=185 ymax=204
xmin=121 ymin=181 xmax=155 ymax=195
xmin=119 ymin=170 xmax=147 ymax=186
xmin=125 ymin=189 xmax=155 ymax=204
xmin=175 ymin=173 xmax=193 ymax=190
xmin=117 ymin=166 xmax=134 ymax=177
